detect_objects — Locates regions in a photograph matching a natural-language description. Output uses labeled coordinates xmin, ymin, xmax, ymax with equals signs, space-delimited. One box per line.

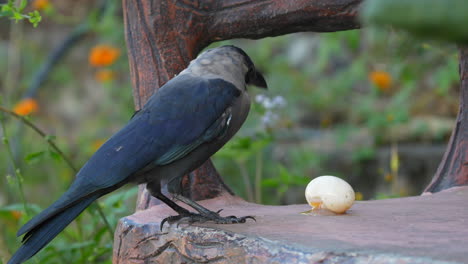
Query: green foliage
xmin=0 ymin=1 xmax=462 ymax=262
xmin=0 ymin=0 xmax=42 ymax=27
xmin=217 ymin=134 xmax=272 ymax=162
xmin=361 ymin=0 xmax=468 ymax=43
xmin=0 ymin=2 xmax=134 ymax=263
xmin=214 ymin=27 xmax=458 ymax=204
xmin=262 ymin=165 xmax=310 ymax=201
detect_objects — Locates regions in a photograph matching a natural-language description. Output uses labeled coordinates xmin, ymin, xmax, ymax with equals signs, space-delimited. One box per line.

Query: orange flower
xmin=89 ymin=45 xmax=120 ymax=67
xmin=384 ymin=172 xmax=394 ymax=182
xmin=95 ymin=69 xmax=116 ymax=82
xmin=92 ymin=139 xmax=106 ymax=152
xmin=13 ymin=98 xmax=39 ymax=116
xmin=32 ymin=0 xmax=50 ymax=10
xmin=11 ymin=210 xmax=22 ymax=220
xmin=369 ymin=71 xmax=392 ymax=92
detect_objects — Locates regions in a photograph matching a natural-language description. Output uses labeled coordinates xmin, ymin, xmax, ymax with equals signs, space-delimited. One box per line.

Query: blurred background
xmin=0 ymin=0 xmax=460 ymax=263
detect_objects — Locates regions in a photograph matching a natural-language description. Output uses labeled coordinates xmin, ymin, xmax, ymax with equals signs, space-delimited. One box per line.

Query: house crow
xmin=8 ymin=45 xmax=267 ymax=264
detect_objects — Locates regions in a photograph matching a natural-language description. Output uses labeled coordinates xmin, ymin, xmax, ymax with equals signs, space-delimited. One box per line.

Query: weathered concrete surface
xmin=114 ymin=187 xmax=468 ymax=263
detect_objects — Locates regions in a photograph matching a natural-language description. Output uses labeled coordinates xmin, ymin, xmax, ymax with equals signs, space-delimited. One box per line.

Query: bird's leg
xmin=146 ymin=180 xmax=194 ymax=228
xmin=152 ymin=191 xmax=190 ymax=215
xmin=173 ymin=194 xmax=255 ymax=225
xmin=147 ymin=181 xmax=254 ymax=229
xmin=147 ymin=189 xmax=201 ymax=229
xmin=174 ymin=194 xmax=222 ymax=216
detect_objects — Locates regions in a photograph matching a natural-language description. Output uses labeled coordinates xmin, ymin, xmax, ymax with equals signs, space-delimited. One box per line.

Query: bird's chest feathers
xmin=228 ymin=91 xmax=250 ymax=134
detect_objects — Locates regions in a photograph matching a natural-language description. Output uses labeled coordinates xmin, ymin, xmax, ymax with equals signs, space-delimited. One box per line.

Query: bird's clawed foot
xmin=160 ymin=210 xmax=255 ymax=230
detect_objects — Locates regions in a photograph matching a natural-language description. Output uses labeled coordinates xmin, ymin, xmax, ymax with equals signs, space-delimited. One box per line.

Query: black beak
xmin=247 ymin=69 xmax=268 ymax=89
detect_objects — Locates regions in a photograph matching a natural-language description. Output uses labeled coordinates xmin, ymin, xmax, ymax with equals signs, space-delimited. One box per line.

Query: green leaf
xmin=28 ymin=10 xmax=42 ymax=27
xmin=12 ymin=11 xmax=24 ymax=22
xmin=1 ymin=6 xmax=15 ymax=18
xmin=0 ymin=203 xmax=42 ymax=219
xmin=24 ymin=151 xmax=45 ymax=164
xmin=94 ymin=225 xmax=111 ymax=243
xmin=48 ymin=150 xmax=62 ymax=161
xmin=261 ymin=178 xmax=279 ymax=187
xmin=101 ymin=188 xmax=138 ymax=208
xmin=19 ymin=0 xmax=27 ymax=11
xmin=278 ymin=166 xmax=291 ymax=182
xmin=361 ymin=0 xmax=468 ymax=44
xmin=54 ymin=241 xmax=95 ymax=251
xmin=288 ymin=172 xmax=309 ymax=185
xmin=234 ymin=137 xmax=252 ymax=150
xmin=0 ymin=204 xmax=25 ymax=219
xmin=1 ymin=3 xmax=12 ymax=12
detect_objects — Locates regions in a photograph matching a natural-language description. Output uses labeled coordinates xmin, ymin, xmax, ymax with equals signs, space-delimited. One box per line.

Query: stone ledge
xmin=113 ymin=187 xmax=468 ymax=264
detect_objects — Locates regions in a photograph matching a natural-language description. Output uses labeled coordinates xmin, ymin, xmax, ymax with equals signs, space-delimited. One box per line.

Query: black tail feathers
xmin=8 ymin=195 xmax=98 ymax=264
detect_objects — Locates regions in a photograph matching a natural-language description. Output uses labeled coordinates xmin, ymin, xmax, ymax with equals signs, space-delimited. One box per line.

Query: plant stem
xmin=0 ymin=106 xmax=78 ymax=171
xmin=0 ymin=106 xmax=114 ymax=238
xmin=255 ymin=151 xmax=263 ymax=204
xmin=390 ymin=142 xmax=399 ymax=195
xmin=0 ymin=113 xmax=30 ymax=217
xmin=237 ymin=160 xmax=254 ymax=202
xmin=91 ymin=203 xmax=113 ymax=235
xmin=4 ymin=17 xmax=23 ymax=106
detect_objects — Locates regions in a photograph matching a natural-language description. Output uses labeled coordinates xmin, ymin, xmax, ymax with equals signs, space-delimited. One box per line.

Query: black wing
xmin=17 ymin=74 xmax=240 ymax=236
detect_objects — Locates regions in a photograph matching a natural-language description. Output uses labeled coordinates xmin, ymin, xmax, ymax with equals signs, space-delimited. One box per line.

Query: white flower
xmin=255 ymin=94 xmax=267 ymax=104
xmin=255 ymin=95 xmax=286 ymax=128
xmin=261 ymin=111 xmax=279 ymax=127
xmin=263 ymin=98 xmax=274 ymax=109
xmin=272 ymin=96 xmax=286 ymax=107
xmin=255 ymin=94 xmax=286 ymax=109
